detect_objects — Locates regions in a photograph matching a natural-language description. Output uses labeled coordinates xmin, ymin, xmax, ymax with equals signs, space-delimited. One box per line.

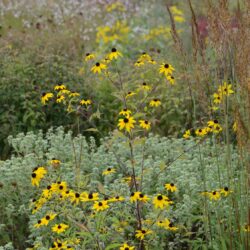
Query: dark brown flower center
xmin=38 ymin=220 xmax=41 ymax=224
xmin=88 ymin=193 xmax=93 ymax=199
xmin=98 ymin=202 xmax=103 ymax=206
xmin=75 ymin=193 xmax=80 ymax=198
xmin=32 ymin=173 xmax=36 ymax=178
xmin=47 ymin=185 xmax=51 ymax=190
xmin=96 ymin=62 xmax=100 ymax=66
xmin=141 ymin=230 xmax=146 ymax=234
xmin=45 ymin=215 xmax=50 ymax=220
xmin=170 ymin=183 xmax=174 ymax=187
xmin=111 ymin=48 xmax=117 ymax=52
xmin=224 ymin=187 xmax=229 ymax=191
xmin=124 ymin=118 xmax=129 ymax=123
xmin=144 ymin=120 xmax=148 ymax=124
xmin=157 ymin=195 xmax=163 ymax=200
xmin=107 ymin=167 xmax=111 ymax=171
xmin=212 ymin=191 xmax=217 ymax=195
xmin=164 ymin=64 xmax=169 ymax=68
xmin=86 ymin=53 xmax=90 ymax=56
xmin=58 ymin=225 xmax=62 ymax=229
xmin=214 ymin=119 xmax=218 ymax=123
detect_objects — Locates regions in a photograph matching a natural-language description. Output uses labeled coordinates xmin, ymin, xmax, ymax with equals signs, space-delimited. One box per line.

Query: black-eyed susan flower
xmin=140 ymin=82 xmax=151 ymax=91
xmin=135 ymin=229 xmax=153 ymax=240
xmin=134 ymin=60 xmax=144 ymax=67
xmin=195 ymin=128 xmax=207 ymax=137
xmin=93 ymin=200 xmax=109 ymax=211
xmin=31 ymin=167 xmax=47 ymax=187
xmin=50 ymin=158 xmax=61 ymax=168
xmin=56 ymin=95 xmax=65 ymax=103
xmin=126 ymin=91 xmax=136 ymax=98
xmin=130 ymin=191 xmax=141 ymax=202
xmin=102 ymin=167 xmax=116 ymax=175
xmin=81 ymin=192 xmax=99 ymax=202
xmin=138 ymin=193 xmax=150 ymax=202
xmin=71 ymin=192 xmax=81 ymax=205
xmin=148 ymin=58 xmax=156 ymax=64
xmin=165 ymin=183 xmax=177 ymax=192
xmin=85 ymin=52 xmax=95 ymax=61
xmin=159 ymin=63 xmax=174 ymax=76
xmin=149 ymin=98 xmax=161 ymax=107
xmin=118 ymin=116 xmax=136 ymax=132
xmin=167 ymin=75 xmax=175 ymax=84
xmin=41 ymin=92 xmax=53 ymax=105
xmin=166 ymin=221 xmax=178 ymax=231
xmin=209 ymin=191 xmax=220 ymax=201
xmin=42 ymin=185 xmax=53 ymax=199
xmin=213 ymin=93 xmax=222 ymax=104
xmin=49 ymin=240 xmax=67 ymax=250
xmin=153 ymin=194 xmax=172 ymax=209
xmin=59 ymin=89 xmax=71 ymax=95
xmin=69 ymin=91 xmax=80 ymax=98
xmin=52 ymin=223 xmax=69 ymax=234
xmin=108 ymin=47 xmax=122 ymax=60
xmin=54 ymin=83 xmax=66 ymax=91
xmin=120 ymin=243 xmax=135 ymax=250
xmin=44 ymin=212 xmax=57 ymax=225
xmin=243 ymin=224 xmax=250 ymax=232
xmin=80 ymin=99 xmax=92 ymax=106
xmin=139 ymin=120 xmax=151 ymax=130
xmin=51 ymin=181 xmax=67 ymax=193
xmin=220 ymin=187 xmax=232 ymax=197
xmin=34 ymin=219 xmax=46 ymax=228
xmin=218 ymin=82 xmax=234 ymax=96
xmin=109 ymin=196 xmax=125 ymax=202
xmin=183 ymin=129 xmax=191 ymax=139
xmin=138 ymin=52 xmax=151 ymax=62
xmin=91 ymin=62 xmax=107 ymax=74
xmin=119 ymin=108 xmax=131 ymax=117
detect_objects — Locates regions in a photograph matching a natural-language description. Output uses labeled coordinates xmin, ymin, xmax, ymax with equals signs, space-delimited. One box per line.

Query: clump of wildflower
xmin=120 ymin=243 xmax=135 ymax=250
xmin=119 ymin=108 xmax=132 ymax=117
xmin=149 ymin=99 xmax=161 ymax=107
xmin=108 ymin=47 xmax=122 ymax=60
xmin=159 ymin=63 xmax=175 ymax=76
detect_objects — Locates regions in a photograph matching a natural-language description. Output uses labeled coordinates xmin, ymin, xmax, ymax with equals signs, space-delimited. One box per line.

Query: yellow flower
xmin=92 ymin=200 xmax=109 ymax=211
xmin=51 ymin=181 xmax=67 ymax=193
xmin=139 ymin=120 xmax=151 ymax=130
xmin=164 ymin=219 xmax=178 ymax=231
xmin=34 ymin=219 xmax=46 ymax=228
xmin=41 ymin=92 xmax=53 ymax=105
xmin=52 ymin=223 xmax=69 ymax=234
xmin=218 ymin=82 xmax=234 ymax=96
xmin=50 ymin=158 xmax=61 ymax=168
xmin=102 ymin=167 xmax=116 ymax=175
xmin=140 ymin=82 xmax=151 ymax=91
xmin=166 ymin=75 xmax=175 ymax=85
xmin=80 ymin=192 xmax=99 ymax=202
xmin=31 ymin=167 xmax=47 ymax=187
xmin=153 ymin=194 xmax=172 ymax=209
xmin=85 ymin=52 xmax=95 ymax=61
xmin=56 ymin=95 xmax=65 ymax=103
xmin=159 ymin=63 xmax=175 ymax=76
xmin=126 ymin=91 xmax=136 ymax=98
xmin=138 ymin=193 xmax=150 ymax=202
xmin=183 ymin=129 xmax=191 ymax=139
xmin=209 ymin=191 xmax=220 ymax=201
xmin=54 ymin=84 xmax=66 ymax=91
xmin=213 ymin=124 xmax=222 ymax=133
xmin=243 ymin=224 xmax=250 ymax=232
xmin=233 ymin=121 xmax=237 ymax=132
xmin=69 ymin=92 xmax=80 ymax=98
xmin=80 ymin=99 xmax=92 ymax=106
xmin=119 ymin=108 xmax=132 ymax=117
xmin=174 ymin=15 xmax=185 ymax=23
xmin=118 ymin=116 xmax=136 ymax=132
xmin=35 ymin=212 xmax=57 ymax=228
xmin=213 ymin=92 xmax=222 ymax=104
xmin=138 ymin=52 xmax=152 ymax=62
xmin=148 ymin=59 xmax=156 ymax=64
xmin=120 ymin=243 xmax=135 ymax=250
xmin=165 ymin=183 xmax=177 ymax=192
xmin=91 ymin=62 xmax=107 ymax=74
xmin=134 ymin=60 xmax=144 ymax=67
xmin=70 ymin=192 xmax=81 ymax=205
xmin=59 ymin=89 xmax=71 ymax=95
xmin=170 ymin=6 xmax=184 ymax=16
xmin=130 ymin=191 xmax=141 ymax=202
xmin=108 ymin=196 xmax=125 ymax=202
xmin=49 ymin=239 xmax=68 ymax=250
xmin=108 ymin=47 xmax=122 ymax=60
xmin=195 ymin=128 xmax=207 ymax=137
xmin=220 ymin=187 xmax=232 ymax=197
xmin=135 ymin=229 xmax=153 ymax=240
xmin=149 ymin=99 xmax=161 ymax=107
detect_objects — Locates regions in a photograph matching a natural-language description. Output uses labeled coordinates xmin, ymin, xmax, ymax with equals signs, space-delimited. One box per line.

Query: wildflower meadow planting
xmin=0 ymin=1 xmax=249 ymax=249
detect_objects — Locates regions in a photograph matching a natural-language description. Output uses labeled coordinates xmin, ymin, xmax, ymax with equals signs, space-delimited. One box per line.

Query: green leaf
xmin=105 ymin=243 xmax=121 ymax=250
xmin=84 ymin=128 xmax=99 ymax=132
